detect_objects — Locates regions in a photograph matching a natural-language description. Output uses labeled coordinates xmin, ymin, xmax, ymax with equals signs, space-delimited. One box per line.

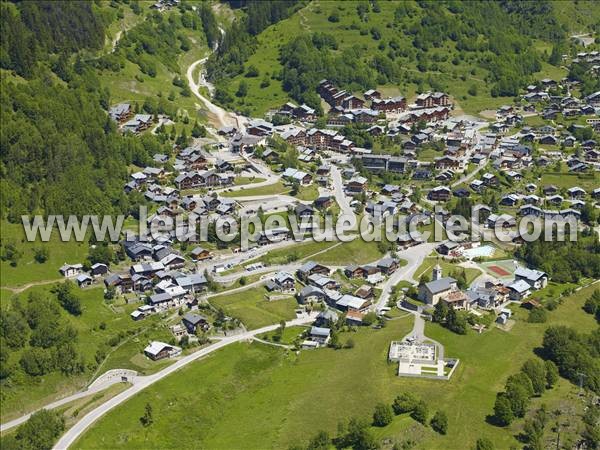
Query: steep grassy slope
xmin=217 ymin=0 xmax=598 ymax=117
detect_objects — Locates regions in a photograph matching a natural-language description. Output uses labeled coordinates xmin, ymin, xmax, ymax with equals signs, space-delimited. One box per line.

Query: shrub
xmin=372 ymin=403 xmax=393 ymax=427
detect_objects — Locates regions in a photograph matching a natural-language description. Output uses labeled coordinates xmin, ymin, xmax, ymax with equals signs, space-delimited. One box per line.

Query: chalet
xmin=342 ymin=95 xmax=365 ymax=110
xmin=122 ymin=114 xmax=153 ymax=134
xmin=297 ymin=261 xmax=329 ymax=281
xmin=190 ymin=247 xmax=211 ymax=261
xmin=306 ymin=128 xmax=338 ymax=150
xmin=144 ymin=341 xmax=181 ymax=361
xmin=508 ymin=280 xmax=531 ymax=301
xmin=247 ymin=119 xmax=274 ymax=136
xmin=470 ymin=179 xmax=485 ymax=193
xmin=295 ymin=204 xmax=314 ymax=218
xmin=175 ymin=273 xmax=207 ymax=292
xmin=336 ymin=294 xmax=371 ymax=313
xmin=59 ymin=263 xmax=83 ymax=278
xmin=345 ymin=176 xmax=368 ymax=194
xmin=567 ymin=187 xmax=586 ymax=199
xmin=314 ymin=195 xmax=333 ymax=209
xmin=481 ymin=172 xmax=498 ymax=187
xmin=487 ymin=214 xmax=516 ymax=228
xmin=230 ymin=133 xmax=267 ymax=153
xmin=428 ymin=186 xmax=451 ymax=202
xmin=523 ymin=194 xmax=541 ymax=205
xmin=354 ymin=285 xmax=374 ymax=300
xmin=434 ymin=156 xmax=461 ymax=170
xmin=270 ymin=272 xmax=296 ymax=293
xmin=90 ymin=263 xmax=109 ymax=277
xmin=539 ymin=135 xmax=558 ymax=145
xmin=514 ymin=267 xmax=548 ymax=289
xmin=104 ymin=273 xmax=133 ymax=293
xmin=519 ymin=205 xmax=543 ymax=217
xmin=282 ymin=168 xmax=312 ymax=185
xmin=542 ymin=185 xmax=559 ymax=196
xmin=546 ymin=194 xmax=564 ymax=206
xmin=436 ymin=241 xmax=461 ymax=256
xmin=182 ymin=313 xmax=209 ymax=334
xmin=109 ymin=103 xmax=132 ymax=122
xmin=308 ymin=327 xmax=331 ymax=346
xmin=371 ymin=96 xmax=406 ymax=112
xmin=160 ymin=254 xmax=186 ymax=270
xmin=308 ymin=274 xmax=339 ymax=291
xmin=364 ymin=89 xmax=381 ymax=101
xmin=593 ymin=188 xmax=600 ymax=200
xmin=75 ymin=273 xmax=93 ymax=288
xmin=297 ymin=285 xmax=326 ymax=304
xmin=500 ymin=194 xmax=520 ymax=207
xmin=416 ymin=92 xmax=451 ymax=108
xmin=344 ymin=265 xmax=367 ymax=279
xmin=377 ymin=257 xmax=398 ymax=275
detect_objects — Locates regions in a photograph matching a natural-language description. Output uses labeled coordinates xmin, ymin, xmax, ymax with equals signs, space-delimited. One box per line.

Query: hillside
xmin=0 ymin=1 xmax=214 ymax=220
xmin=209 ymin=0 xmax=599 ymax=116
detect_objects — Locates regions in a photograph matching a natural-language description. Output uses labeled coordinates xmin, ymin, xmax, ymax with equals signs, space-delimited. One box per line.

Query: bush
xmin=430 ymin=410 xmax=448 ymax=434
xmin=372 ymin=402 xmax=394 ymax=427
xmin=475 ymin=437 xmax=495 ymax=450
xmin=411 ymin=400 xmax=428 ymax=425
xmin=527 ymin=308 xmax=547 ymax=323
xmin=392 ymin=392 xmax=418 ymax=415
xmin=493 ymin=394 xmax=514 ymax=426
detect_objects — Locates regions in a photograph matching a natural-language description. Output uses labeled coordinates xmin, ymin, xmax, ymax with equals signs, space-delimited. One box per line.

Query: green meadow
xmin=73 ymin=284 xmax=598 ymax=449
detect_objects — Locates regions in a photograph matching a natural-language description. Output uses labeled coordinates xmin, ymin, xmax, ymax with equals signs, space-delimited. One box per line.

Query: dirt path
xmin=3 ymin=278 xmax=65 ymax=294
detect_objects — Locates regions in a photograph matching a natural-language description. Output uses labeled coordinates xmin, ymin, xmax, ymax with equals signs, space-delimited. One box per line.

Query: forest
xmin=0 ymin=1 xmax=178 ymax=220
xmin=515 ymin=233 xmax=600 ymax=283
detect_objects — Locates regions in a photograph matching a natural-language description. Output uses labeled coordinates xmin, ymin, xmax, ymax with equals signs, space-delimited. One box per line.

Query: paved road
xmin=328 ymin=165 xmax=356 ymax=229
xmin=375 ymin=242 xmax=437 ymax=311
xmin=52 ymin=313 xmax=318 ymax=450
xmin=0 ymin=370 xmax=137 ymax=433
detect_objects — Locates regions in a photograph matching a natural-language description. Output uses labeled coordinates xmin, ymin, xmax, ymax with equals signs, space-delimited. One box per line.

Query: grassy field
xmin=256 ymin=240 xmax=337 ymax=266
xmin=234 ymin=176 xmax=266 ymax=186
xmin=539 ymin=171 xmax=599 ymax=191
xmin=0 ymin=285 xmax=168 ymax=422
xmin=294 ymin=184 xmax=320 ymax=201
xmin=313 ymin=238 xmax=388 ymax=266
xmin=209 ymin=286 xmax=298 ymax=329
xmin=74 ymin=284 xmax=598 ymax=449
xmin=221 ymin=181 xmax=287 ymax=198
xmin=257 ymin=325 xmax=308 ymax=345
xmin=0 ymin=221 xmax=89 ymax=288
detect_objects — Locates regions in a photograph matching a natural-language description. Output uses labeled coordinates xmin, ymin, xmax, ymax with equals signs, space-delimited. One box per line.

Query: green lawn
xmin=0 ymin=221 xmax=89 ymax=288
xmin=257 ymin=325 xmax=308 ymax=345
xmin=209 ymin=286 xmax=298 ymax=329
xmin=74 ymin=284 xmax=596 ymax=449
xmin=221 ymin=181 xmax=287 ymax=198
xmin=294 ymin=184 xmax=320 ymax=201
xmin=256 ymin=240 xmax=337 ymax=266
xmin=539 ymin=171 xmax=599 ymax=191
xmin=234 ymin=176 xmax=266 ymax=186
xmin=313 ymin=238 xmax=389 ymax=266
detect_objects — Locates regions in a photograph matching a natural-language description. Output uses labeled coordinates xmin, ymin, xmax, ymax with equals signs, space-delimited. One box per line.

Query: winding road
xmin=52 ymin=313 xmax=317 ymax=449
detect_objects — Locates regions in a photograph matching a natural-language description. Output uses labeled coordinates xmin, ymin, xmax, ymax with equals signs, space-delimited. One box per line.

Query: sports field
xmin=477 ymin=259 xmax=516 ymax=280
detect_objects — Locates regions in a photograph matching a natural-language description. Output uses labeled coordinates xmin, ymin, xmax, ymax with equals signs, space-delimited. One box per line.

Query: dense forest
xmin=206 ymin=0 xmax=302 ymax=104
xmin=0 ymin=1 xmax=181 ymax=220
xmin=515 ymin=234 xmax=600 ymax=283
